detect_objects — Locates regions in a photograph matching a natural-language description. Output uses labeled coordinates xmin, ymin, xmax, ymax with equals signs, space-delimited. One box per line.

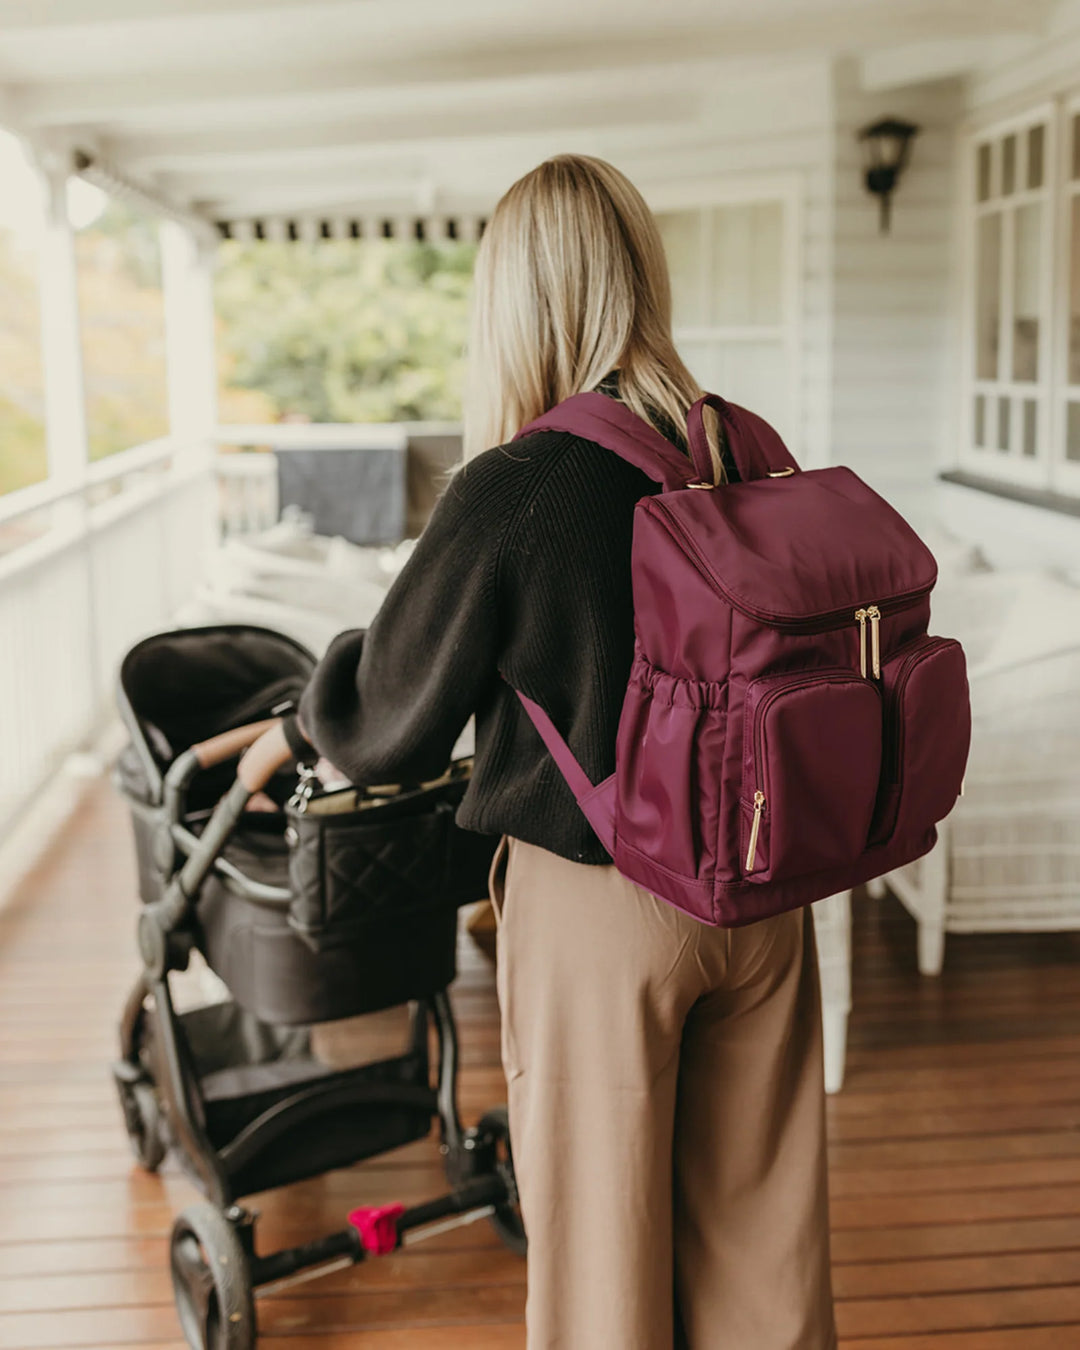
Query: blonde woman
xmin=290 ymin=155 xmax=836 ymax=1349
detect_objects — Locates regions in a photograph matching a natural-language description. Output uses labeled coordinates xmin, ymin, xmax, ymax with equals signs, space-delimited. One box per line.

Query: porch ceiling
xmin=0 ymin=0 xmax=1058 ymax=228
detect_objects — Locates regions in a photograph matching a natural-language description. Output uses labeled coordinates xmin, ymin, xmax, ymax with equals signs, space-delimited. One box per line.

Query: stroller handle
xmin=193 ymin=718 xmax=279 ymax=771
xmin=145 ymin=720 xmax=300 ymax=957
xmin=237 ymin=721 xmax=295 ymax=793
xmin=192 ymin=718 xmax=297 ymax=794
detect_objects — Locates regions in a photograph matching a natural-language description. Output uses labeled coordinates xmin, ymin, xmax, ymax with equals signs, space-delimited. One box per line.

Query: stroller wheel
xmin=170 ymin=1205 xmax=255 ymax=1350
xmin=475 ymin=1107 xmax=527 ymax=1258
xmin=114 ymin=1069 xmax=167 ymax=1172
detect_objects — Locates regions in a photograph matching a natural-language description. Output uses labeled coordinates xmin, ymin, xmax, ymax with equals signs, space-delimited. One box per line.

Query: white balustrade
xmin=216 ymin=452 xmax=278 ymax=537
xmin=0 ymin=445 xmax=214 ymax=834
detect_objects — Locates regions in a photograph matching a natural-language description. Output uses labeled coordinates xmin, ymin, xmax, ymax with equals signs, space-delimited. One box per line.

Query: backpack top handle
xmin=687 ymin=394 xmax=801 ymax=485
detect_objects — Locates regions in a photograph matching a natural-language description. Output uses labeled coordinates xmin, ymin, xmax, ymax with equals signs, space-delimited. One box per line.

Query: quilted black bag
xmin=285 ymin=759 xmax=497 ymax=952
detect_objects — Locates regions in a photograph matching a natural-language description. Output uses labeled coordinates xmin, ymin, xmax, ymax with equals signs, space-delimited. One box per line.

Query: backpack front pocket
xmin=871 ymin=637 xmax=970 ymax=845
xmin=740 ymin=671 xmax=882 ymax=882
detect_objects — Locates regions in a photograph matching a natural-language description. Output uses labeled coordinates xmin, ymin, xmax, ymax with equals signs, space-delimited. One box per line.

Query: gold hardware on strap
xmin=767 ymin=467 xmax=796 ymax=477
xmin=745 ymin=790 xmax=765 ymax=872
xmin=687 ymin=480 xmax=715 ymax=490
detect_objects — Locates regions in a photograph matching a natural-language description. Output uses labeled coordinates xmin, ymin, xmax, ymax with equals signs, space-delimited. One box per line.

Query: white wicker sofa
xmin=870 ymin=569 xmax=1080 ymax=975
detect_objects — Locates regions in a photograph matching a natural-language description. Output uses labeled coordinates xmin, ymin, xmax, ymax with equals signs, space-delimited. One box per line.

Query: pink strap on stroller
xmin=349 ymin=1202 xmax=404 ymax=1255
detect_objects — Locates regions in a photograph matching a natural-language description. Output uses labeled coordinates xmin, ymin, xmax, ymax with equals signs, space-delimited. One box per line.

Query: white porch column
xmin=37 ymin=167 xmax=89 ymax=508
xmin=160 ymin=220 xmax=220 ymax=596
xmin=31 ymin=162 xmax=103 ymax=723
xmin=161 ymin=220 xmax=218 ymax=463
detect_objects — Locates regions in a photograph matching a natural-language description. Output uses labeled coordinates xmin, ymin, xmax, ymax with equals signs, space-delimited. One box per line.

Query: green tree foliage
xmin=1 ymin=195 xmax=169 ymax=495
xmin=0 ymin=221 xmax=476 ymax=496
xmin=214 ymin=238 xmax=476 ymax=424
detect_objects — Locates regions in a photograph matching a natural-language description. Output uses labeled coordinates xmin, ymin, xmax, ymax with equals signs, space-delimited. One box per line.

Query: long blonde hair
xmin=462 ymin=154 xmax=721 ymax=479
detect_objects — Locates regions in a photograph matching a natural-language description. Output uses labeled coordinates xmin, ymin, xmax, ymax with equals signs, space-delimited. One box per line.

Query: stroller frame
xmin=113 ymin=701 xmax=521 ymax=1350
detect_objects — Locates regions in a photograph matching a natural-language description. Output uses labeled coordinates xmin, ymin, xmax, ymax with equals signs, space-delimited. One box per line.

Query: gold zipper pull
xmin=854 ymin=608 xmax=868 ymax=679
xmin=866 ymin=605 xmax=881 ymax=679
xmin=745 ymin=790 xmax=765 ymax=872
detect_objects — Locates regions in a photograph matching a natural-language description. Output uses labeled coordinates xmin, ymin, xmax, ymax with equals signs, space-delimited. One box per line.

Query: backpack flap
xmin=640 ymin=465 xmax=937 ymax=638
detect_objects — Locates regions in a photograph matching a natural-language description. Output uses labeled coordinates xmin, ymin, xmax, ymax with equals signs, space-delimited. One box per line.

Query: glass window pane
xmin=1001 ymin=134 xmax=1016 ymax=195
xmin=1012 ymin=202 xmax=1041 ymax=382
xmin=1022 ymin=399 xmax=1037 ymax=456
xmin=1027 ymin=125 xmax=1045 ymax=189
xmin=1068 ymin=402 xmax=1080 ymax=461
xmin=709 ymin=202 xmax=783 ymax=327
xmin=977 ymin=143 xmax=992 ymax=202
xmin=0 ymin=129 xmax=47 ymax=497
xmin=1070 ymin=200 xmax=1080 ymax=386
xmin=975 ymin=213 xmax=1002 ymax=380
xmin=973 ymin=394 xmax=986 ymax=447
xmin=74 ymin=193 xmax=169 ymax=460
xmin=997 ymin=396 xmax=1010 ymax=452
xmin=657 ymin=210 xmax=704 ymax=329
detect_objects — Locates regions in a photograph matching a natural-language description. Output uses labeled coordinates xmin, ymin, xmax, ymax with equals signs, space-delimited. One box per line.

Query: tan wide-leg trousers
xmin=489 ymin=836 xmax=836 ymax=1350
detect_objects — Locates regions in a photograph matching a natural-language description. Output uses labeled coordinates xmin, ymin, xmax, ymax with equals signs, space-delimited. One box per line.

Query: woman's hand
xmin=292 ymin=713 xmax=347 ymax=785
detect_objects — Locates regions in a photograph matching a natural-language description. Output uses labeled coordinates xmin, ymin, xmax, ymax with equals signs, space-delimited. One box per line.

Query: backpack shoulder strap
xmin=518 ymin=390 xmax=800 ymax=488
xmin=515 ymin=390 xmax=695 ymax=492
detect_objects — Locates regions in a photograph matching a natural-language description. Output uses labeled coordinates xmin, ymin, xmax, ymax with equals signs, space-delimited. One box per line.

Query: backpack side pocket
xmin=614 ymin=654 xmax=727 ymax=899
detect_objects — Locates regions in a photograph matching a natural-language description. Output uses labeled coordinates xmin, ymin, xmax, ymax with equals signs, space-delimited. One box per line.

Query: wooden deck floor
xmin=1 ymin=779 xmax=1080 ymax=1349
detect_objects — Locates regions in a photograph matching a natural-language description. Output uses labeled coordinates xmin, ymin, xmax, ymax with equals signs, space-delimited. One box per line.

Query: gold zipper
xmin=745 ymin=790 xmax=765 ymax=872
xmin=866 ymin=605 xmax=882 ymax=679
xmin=855 ymin=608 xmax=868 ymax=678
xmin=854 ymin=604 xmax=882 ymax=679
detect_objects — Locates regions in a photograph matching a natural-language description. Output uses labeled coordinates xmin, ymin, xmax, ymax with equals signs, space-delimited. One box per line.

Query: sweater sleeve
xmin=297 ymin=451 xmax=509 ymax=786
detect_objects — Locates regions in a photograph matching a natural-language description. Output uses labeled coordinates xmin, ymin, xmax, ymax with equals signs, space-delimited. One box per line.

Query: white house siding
xmin=608 ymin=59 xmax=835 ymax=468
xmin=828 ymin=61 xmax=963 ymax=530
xmin=967 ymin=0 xmax=1080 ymax=115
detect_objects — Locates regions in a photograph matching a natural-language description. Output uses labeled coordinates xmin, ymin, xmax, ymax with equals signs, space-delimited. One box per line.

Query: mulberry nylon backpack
xmin=511 ymin=391 xmax=972 ymax=927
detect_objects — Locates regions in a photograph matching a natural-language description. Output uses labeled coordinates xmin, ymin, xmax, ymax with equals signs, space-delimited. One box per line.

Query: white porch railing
xmin=0 ymin=419 xmax=463 ymax=835
xmin=214 ymin=421 xmax=463 ymax=538
xmin=0 ymin=441 xmax=215 ymax=834
xmin=216 ymin=452 xmax=277 ymax=537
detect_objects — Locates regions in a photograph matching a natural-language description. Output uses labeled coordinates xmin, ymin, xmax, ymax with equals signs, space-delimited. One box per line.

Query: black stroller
xmin=112 ymin=625 xmax=523 ymax=1350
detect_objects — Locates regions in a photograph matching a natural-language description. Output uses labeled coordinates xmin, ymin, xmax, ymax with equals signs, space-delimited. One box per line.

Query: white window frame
xmin=957 ymin=95 xmax=1080 ymax=500
xmin=1052 ymin=94 xmax=1080 ymax=498
xmin=959 ymin=103 xmax=1055 ymax=490
xmin=648 ymin=174 xmax=803 ymax=458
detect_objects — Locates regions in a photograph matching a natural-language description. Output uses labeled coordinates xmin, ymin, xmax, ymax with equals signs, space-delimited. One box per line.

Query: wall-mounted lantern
xmin=858 ymin=117 xmax=919 ymax=234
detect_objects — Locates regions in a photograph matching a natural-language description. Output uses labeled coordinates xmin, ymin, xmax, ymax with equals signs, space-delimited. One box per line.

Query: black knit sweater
xmin=299 ymin=399 xmax=700 ymax=865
